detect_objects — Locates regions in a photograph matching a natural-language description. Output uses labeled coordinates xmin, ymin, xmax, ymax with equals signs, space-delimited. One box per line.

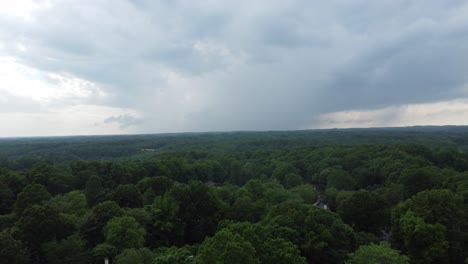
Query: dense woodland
xmin=1 ymin=127 xmax=468 ymax=263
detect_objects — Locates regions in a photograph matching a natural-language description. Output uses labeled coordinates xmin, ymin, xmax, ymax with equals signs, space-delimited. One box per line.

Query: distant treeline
xmin=1 ymin=126 xmax=468 ymax=162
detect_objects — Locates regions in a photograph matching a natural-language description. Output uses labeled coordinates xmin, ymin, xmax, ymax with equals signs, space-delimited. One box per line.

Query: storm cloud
xmin=1 ymin=0 xmax=468 ymax=136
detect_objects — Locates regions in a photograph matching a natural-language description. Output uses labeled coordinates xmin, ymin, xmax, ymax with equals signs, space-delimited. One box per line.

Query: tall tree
xmin=346 ymin=242 xmax=409 ymax=264
xmin=84 ymin=175 xmax=104 ymax=207
xmin=111 ymin=184 xmax=143 ymax=208
xmin=224 ymin=222 xmax=306 ymax=264
xmin=16 ymin=205 xmax=71 ymax=263
xmin=0 ymin=183 xmax=15 ymax=214
xmin=104 ymin=216 xmax=145 ymax=251
xmin=0 ymin=231 xmax=30 ymax=264
xmin=114 ymin=248 xmax=154 ymax=264
xmin=14 ymin=184 xmax=51 ymax=215
xmin=152 ymin=246 xmax=195 ymax=264
xmin=42 ymin=235 xmax=90 ymax=264
xmin=302 ymin=207 xmax=355 ymax=264
xmin=197 ymin=229 xmax=260 ymax=264
xmin=337 ymin=190 xmax=390 ymax=233
xmin=392 ymin=190 xmax=465 ymax=263
xmin=398 ymin=211 xmax=449 ymax=264
xmin=81 ymin=201 xmax=123 ymax=247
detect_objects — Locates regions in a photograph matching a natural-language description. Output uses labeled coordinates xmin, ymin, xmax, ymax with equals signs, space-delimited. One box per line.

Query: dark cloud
xmin=320 ymin=38 xmax=468 ymax=113
xmin=1 ymin=0 xmax=468 ymax=133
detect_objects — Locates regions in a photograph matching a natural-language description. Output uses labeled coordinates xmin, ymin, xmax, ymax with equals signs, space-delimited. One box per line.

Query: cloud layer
xmin=1 ymin=0 xmax=468 ymax=136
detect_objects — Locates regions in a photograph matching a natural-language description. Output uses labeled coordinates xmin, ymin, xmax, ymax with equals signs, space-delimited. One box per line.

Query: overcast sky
xmin=1 ymin=0 xmax=468 ymax=137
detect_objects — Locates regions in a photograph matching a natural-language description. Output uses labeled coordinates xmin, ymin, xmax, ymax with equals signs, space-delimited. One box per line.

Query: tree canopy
xmin=0 ymin=129 xmax=467 ymax=263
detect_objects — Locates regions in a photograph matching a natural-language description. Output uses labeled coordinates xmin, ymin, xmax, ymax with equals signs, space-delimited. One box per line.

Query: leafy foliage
xmin=0 ymin=231 xmax=30 ymax=264
xmin=346 ymin=242 xmax=409 ymax=264
xmin=0 ymin=129 xmax=467 ymax=263
xmin=104 ymin=216 xmax=145 ymax=250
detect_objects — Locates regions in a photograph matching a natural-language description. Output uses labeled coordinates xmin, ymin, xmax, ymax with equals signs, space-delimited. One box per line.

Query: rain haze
xmin=1 ymin=0 xmax=468 ymax=137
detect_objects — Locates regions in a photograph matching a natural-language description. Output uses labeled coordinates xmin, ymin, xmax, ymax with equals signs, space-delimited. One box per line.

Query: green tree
xmin=0 ymin=169 xmax=26 ymax=195
xmin=244 ymin=179 xmax=266 ymax=200
xmin=227 ymin=195 xmax=264 ymax=223
xmin=392 ymin=190 xmax=465 ymax=263
xmin=104 ymin=216 xmax=145 ymax=250
xmin=400 ymin=167 xmax=441 ymax=198
xmin=91 ymin=201 xmax=124 ymax=226
xmin=196 ymin=229 xmax=260 ymax=264
xmin=142 ymin=189 xmax=156 ymax=205
xmin=325 ymin=187 xmax=339 ymax=210
xmin=261 ymin=238 xmax=306 ymax=264
xmin=150 ymin=194 xmax=183 ymax=246
xmin=346 ymin=242 xmax=409 ymax=264
xmin=47 ymin=190 xmax=87 ymax=216
xmin=24 ymin=163 xmax=53 ymax=187
xmin=337 ymin=190 xmax=390 ymax=233
xmin=302 ymin=207 xmax=355 ymax=264
xmin=81 ymin=201 xmax=123 ymax=247
xmin=266 ymin=200 xmax=312 ymax=232
xmin=272 ymin=163 xmax=299 ymax=188
xmin=374 ymin=183 xmax=404 ymax=206
xmin=16 ymin=205 xmax=71 ymax=262
xmin=14 ymin=184 xmax=51 ymax=215
xmin=92 ymin=243 xmax=118 ymax=264
xmin=137 ymin=176 xmax=174 ymax=206
xmin=114 ymin=248 xmax=154 ymax=264
xmin=291 ymin=184 xmax=318 ymax=204
xmin=398 ymin=211 xmax=449 ymax=264
xmin=326 ymin=169 xmax=356 ymax=190
xmin=42 ymin=235 xmax=90 ymax=264
xmin=263 ymin=181 xmax=293 ymax=205
xmin=112 ymin=184 xmax=143 ymax=208
xmin=124 ymin=207 xmax=152 ymax=228
xmin=0 ymin=183 xmax=15 ymax=214
xmin=85 ymin=175 xmax=104 ymax=207
xmin=167 ymin=181 xmax=220 ymax=244
xmin=283 ymin=173 xmax=303 ymax=189
xmin=225 ymin=222 xmax=306 ymax=264
xmin=396 ymin=189 xmax=464 ymax=227
xmin=153 ymin=246 xmax=195 ymax=264
xmin=47 ymin=169 xmax=74 ymax=195
xmin=0 ymin=231 xmax=30 ymax=264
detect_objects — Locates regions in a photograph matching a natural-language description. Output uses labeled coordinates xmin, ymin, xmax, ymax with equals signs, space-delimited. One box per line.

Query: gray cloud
xmin=1 ymin=0 xmax=468 ymax=133
xmin=104 ymin=114 xmax=142 ymax=129
xmin=0 ymin=91 xmax=43 ymax=113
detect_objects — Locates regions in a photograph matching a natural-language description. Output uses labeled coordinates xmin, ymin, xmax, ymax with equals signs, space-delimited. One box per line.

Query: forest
xmin=0 ymin=127 xmax=467 ymax=263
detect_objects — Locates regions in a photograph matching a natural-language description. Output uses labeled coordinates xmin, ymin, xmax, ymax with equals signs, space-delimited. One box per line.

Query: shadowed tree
xmin=337 ymin=190 xmax=390 ymax=233
xmin=81 ymin=201 xmax=123 ymax=247
xmin=42 ymin=235 xmax=90 ymax=264
xmin=16 ymin=205 xmax=72 ymax=263
xmin=14 ymin=184 xmax=51 ymax=215
xmin=152 ymin=246 xmax=196 ymax=264
xmin=0 ymin=231 xmax=30 ymax=264
xmin=0 ymin=183 xmax=15 ymax=214
xmin=114 ymin=248 xmax=154 ymax=264
xmin=112 ymin=184 xmax=143 ymax=208
xmin=302 ymin=207 xmax=355 ymax=264
xmin=85 ymin=175 xmax=104 ymax=207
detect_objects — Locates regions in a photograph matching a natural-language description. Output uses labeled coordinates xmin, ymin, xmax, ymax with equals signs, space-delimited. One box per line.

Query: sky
xmin=1 ymin=0 xmax=468 ymax=137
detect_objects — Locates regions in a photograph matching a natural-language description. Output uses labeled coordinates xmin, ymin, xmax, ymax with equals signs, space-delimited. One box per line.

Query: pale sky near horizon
xmin=1 ymin=0 xmax=468 ymax=137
